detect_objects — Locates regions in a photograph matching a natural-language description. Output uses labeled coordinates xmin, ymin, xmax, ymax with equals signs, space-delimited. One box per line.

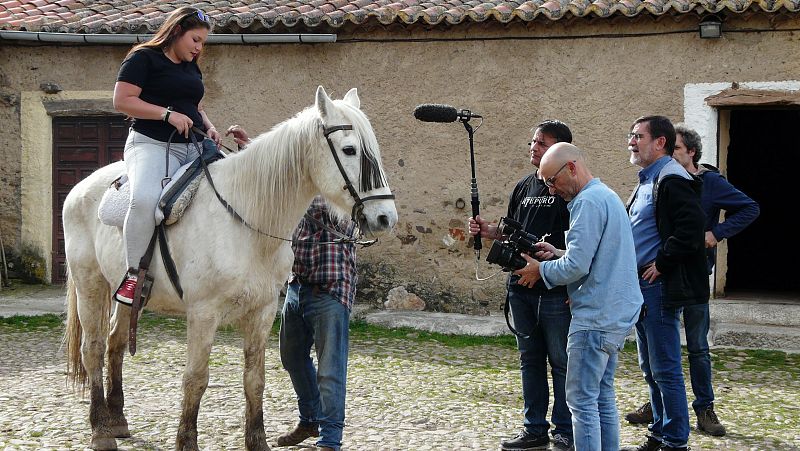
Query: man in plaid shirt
xmin=276 ymin=195 xmax=357 ymax=451
xmin=225 ymin=126 xmax=356 ymax=451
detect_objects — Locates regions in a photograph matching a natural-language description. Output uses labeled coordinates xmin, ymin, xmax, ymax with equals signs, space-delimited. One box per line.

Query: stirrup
xmin=128 ymin=267 xmax=155 ymax=356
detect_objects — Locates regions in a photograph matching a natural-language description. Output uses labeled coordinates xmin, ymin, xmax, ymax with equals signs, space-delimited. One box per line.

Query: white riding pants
xmin=122 ymin=130 xmax=200 ymax=270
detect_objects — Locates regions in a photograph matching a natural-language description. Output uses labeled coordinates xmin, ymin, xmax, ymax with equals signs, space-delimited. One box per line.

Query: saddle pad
xmin=97 ymin=161 xmax=201 ymax=228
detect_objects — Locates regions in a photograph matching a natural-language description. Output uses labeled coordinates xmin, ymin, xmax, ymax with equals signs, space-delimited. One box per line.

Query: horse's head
xmin=313 ymin=86 xmax=397 ymax=237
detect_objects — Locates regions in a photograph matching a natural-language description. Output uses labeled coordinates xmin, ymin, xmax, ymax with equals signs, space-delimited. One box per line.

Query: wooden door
xmin=52 ymin=116 xmax=128 ymax=283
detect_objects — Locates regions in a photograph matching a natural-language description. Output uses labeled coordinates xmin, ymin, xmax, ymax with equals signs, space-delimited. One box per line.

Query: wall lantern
xmin=699 ymin=16 xmax=722 ymax=39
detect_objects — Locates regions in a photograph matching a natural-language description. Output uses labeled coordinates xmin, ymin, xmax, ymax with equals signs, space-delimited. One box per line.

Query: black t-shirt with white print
xmin=117 ymin=48 xmax=205 ymax=143
xmin=505 ymin=170 xmax=570 ymax=295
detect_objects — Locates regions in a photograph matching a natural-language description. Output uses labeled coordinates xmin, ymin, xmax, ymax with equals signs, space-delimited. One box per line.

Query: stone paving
xmin=0 ymin=315 xmax=799 ymax=451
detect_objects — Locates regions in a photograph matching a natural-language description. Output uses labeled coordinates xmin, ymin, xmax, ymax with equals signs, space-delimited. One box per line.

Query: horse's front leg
xmin=176 ymin=310 xmax=218 ymax=451
xmin=241 ymin=306 xmax=275 ymax=451
xmin=106 ymin=303 xmax=131 ymax=438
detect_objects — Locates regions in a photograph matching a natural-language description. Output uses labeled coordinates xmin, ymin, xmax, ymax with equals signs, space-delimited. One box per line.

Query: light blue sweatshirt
xmin=540 ymin=178 xmax=643 ymax=336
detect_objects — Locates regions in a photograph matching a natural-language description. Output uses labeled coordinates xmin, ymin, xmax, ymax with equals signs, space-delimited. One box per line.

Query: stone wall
xmin=1 ymin=15 xmax=799 ymax=311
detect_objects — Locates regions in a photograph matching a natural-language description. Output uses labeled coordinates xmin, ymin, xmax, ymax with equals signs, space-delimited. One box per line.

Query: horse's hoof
xmin=110 ymin=423 xmax=131 ymax=438
xmin=90 ymin=436 xmax=118 ymax=450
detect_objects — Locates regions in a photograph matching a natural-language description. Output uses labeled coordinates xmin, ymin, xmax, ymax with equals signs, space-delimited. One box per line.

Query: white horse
xmin=63 ymin=86 xmax=397 ymax=451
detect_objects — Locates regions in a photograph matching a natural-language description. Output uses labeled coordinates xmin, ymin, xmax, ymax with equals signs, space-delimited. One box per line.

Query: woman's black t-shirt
xmin=117 ymin=48 xmax=205 ymax=143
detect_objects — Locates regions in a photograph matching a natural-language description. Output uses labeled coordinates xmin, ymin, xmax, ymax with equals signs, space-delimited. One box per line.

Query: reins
xmin=178 ymin=126 xmax=388 ymax=247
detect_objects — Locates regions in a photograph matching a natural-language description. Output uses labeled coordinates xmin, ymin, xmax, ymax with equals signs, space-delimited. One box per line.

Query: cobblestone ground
xmin=0 ymin=316 xmax=799 ymax=451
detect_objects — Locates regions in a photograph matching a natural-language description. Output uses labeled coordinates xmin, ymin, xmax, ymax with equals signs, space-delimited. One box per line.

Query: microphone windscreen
xmin=414 ymin=104 xmax=458 ymax=123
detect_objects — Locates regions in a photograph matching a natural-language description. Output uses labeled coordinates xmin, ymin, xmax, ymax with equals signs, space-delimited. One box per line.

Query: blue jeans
xmin=635 ymin=279 xmax=689 ymax=448
xmin=508 ymin=284 xmax=572 ymax=440
xmin=683 ymin=303 xmax=714 ymax=412
xmin=280 ymin=280 xmax=350 ymax=451
xmin=566 ymin=330 xmax=627 ymax=451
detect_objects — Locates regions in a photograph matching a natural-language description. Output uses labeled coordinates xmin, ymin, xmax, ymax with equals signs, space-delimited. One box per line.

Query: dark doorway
xmin=52 ymin=116 xmax=128 ymax=284
xmin=725 ymin=109 xmax=800 ymax=294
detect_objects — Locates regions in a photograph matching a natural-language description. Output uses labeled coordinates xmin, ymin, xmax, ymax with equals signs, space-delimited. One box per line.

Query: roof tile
xmin=0 ymin=0 xmax=796 ymax=33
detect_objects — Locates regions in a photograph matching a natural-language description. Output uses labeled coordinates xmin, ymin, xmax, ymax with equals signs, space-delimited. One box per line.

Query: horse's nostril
xmin=378 ymin=215 xmax=390 ymax=229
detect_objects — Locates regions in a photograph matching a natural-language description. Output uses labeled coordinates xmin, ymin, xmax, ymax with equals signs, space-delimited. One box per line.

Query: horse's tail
xmin=64 ymin=267 xmax=87 ymax=391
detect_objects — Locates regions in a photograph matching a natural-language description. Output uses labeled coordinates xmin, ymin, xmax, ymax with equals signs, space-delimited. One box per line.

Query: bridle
xmin=184 ymin=124 xmax=394 ymax=246
xmin=322 ymin=124 xmax=395 ymax=233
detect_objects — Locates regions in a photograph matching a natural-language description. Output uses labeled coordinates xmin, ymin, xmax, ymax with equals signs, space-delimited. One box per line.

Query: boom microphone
xmin=414 ymin=104 xmax=482 ymax=123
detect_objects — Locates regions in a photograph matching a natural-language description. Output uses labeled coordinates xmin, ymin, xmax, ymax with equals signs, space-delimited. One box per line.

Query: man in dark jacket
xmin=625 ymin=124 xmax=759 ymax=436
xmin=621 ymin=116 xmax=708 ymax=451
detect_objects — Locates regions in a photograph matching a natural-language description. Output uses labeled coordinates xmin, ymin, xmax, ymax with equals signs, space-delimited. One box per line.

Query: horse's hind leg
xmin=75 ymin=278 xmax=118 ymax=450
xmin=176 ymin=310 xmax=219 ymax=451
xmin=241 ymin=307 xmax=274 ymax=451
xmin=106 ymin=303 xmax=131 ymax=438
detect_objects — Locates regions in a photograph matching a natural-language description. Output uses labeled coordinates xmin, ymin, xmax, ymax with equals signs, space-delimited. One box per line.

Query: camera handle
xmin=462 ymin=118 xmax=482 ymax=257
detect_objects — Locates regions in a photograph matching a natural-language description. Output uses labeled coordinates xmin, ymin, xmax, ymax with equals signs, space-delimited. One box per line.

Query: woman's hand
xmin=168 ymin=111 xmax=194 ymax=138
xmin=206 ymin=126 xmax=221 ymax=144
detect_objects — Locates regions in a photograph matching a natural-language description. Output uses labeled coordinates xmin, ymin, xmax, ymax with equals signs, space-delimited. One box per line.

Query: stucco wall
xmin=1 ymin=15 xmax=799 ymax=311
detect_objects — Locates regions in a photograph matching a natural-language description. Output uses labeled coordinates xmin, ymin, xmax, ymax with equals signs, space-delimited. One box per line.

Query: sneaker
xmin=620 ymin=435 xmax=662 ymax=451
xmin=276 ymin=422 xmax=319 ymax=446
xmin=114 ymin=273 xmax=138 ymax=305
xmin=500 ymin=430 xmax=549 ymax=450
xmin=551 ymin=433 xmax=574 ymax=451
xmin=625 ymin=401 xmax=654 ymax=424
xmin=696 ymin=404 xmax=726 ymax=436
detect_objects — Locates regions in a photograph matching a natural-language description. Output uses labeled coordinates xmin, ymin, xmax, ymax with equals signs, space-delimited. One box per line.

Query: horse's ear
xmin=343 ymin=88 xmax=360 ymax=109
xmin=316 ymin=85 xmax=333 ymax=119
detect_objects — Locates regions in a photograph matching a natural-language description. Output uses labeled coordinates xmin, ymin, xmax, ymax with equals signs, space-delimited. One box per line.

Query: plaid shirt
xmin=289 ymin=196 xmax=357 ymax=310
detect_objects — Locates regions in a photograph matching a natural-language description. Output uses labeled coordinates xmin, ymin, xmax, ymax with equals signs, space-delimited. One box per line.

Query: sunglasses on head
xmin=182 ymin=9 xmax=211 ymax=25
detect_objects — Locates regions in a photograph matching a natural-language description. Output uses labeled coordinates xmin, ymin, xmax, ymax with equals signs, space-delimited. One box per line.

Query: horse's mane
xmin=216 ymin=98 xmax=387 ymax=234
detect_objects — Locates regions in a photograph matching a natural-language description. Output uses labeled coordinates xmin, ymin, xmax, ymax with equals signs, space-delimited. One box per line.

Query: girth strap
xmin=158 ymin=224 xmax=183 ymax=299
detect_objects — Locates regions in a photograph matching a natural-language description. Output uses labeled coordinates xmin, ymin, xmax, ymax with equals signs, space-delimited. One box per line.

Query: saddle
xmin=98 ymin=139 xmax=224 ymax=228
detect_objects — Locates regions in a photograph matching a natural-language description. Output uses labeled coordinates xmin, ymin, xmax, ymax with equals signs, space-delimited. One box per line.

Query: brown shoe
xmin=276 ymin=422 xmax=319 ymax=446
xmin=696 ymin=404 xmax=726 ymax=436
xmin=316 ymin=448 xmax=335 ymax=451
xmin=625 ymin=401 xmax=654 ymax=424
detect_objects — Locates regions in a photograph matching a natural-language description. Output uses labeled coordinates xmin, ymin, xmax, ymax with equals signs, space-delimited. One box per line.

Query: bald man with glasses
xmin=514 ymin=143 xmax=643 ymax=451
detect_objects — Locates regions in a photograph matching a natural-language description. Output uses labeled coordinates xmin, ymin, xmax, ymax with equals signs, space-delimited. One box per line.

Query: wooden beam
xmin=705 ymin=88 xmax=800 ymax=107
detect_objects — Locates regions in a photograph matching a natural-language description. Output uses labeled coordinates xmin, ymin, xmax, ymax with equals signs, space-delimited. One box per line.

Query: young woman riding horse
xmin=112 ymin=6 xmax=219 ymax=305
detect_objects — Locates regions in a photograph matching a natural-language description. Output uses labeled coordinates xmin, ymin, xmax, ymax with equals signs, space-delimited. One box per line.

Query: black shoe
xmin=620 ymin=435 xmax=662 ymax=451
xmin=624 ymin=401 xmax=654 ymax=424
xmin=500 ymin=430 xmax=549 ymax=450
xmin=660 ymin=446 xmax=689 ymax=451
xmin=551 ymin=433 xmax=574 ymax=451
xmin=696 ymin=404 xmax=726 ymax=436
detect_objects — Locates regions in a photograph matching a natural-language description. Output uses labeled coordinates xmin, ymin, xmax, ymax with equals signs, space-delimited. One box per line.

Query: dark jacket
xmin=653 ymin=173 xmax=710 ymax=308
xmin=697 ymin=164 xmax=760 ymax=272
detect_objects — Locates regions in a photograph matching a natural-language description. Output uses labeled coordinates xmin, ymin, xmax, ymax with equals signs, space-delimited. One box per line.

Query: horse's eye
xmin=341 ymin=146 xmax=356 ymax=156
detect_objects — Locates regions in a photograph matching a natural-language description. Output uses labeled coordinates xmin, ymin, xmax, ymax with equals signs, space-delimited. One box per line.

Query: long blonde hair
xmin=125 ymin=7 xmax=211 ymax=61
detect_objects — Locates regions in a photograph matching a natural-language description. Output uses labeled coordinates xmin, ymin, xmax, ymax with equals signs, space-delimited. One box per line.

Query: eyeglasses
xmin=627 ymin=132 xmax=647 ymax=141
xmin=544 ymin=161 xmax=573 ymax=188
xmin=527 ymin=139 xmax=549 ymax=148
